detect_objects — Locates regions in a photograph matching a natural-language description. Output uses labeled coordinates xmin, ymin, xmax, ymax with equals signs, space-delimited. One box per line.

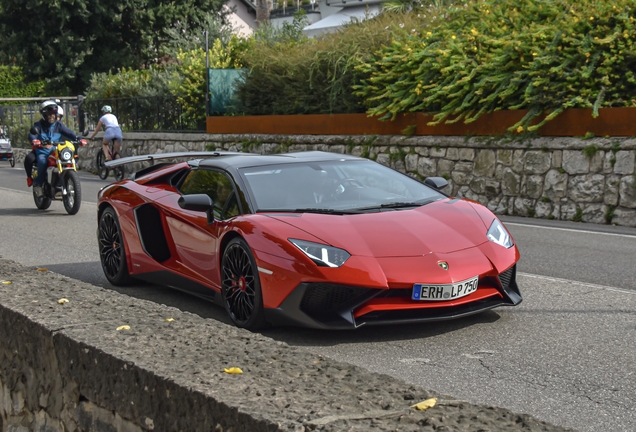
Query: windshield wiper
xmin=356 ymin=198 xmax=437 ymax=211
xmin=260 ymin=208 xmax=363 ymax=215
xmin=380 ymin=201 xmax=422 ymax=208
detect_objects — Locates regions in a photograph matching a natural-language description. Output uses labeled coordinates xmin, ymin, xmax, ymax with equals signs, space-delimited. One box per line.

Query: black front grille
xmin=300 ymin=283 xmax=376 ymax=315
xmin=498 ymin=265 xmax=515 ymax=290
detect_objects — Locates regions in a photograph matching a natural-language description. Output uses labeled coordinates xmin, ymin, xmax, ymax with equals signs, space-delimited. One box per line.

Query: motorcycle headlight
xmin=289 ymin=239 xmax=350 ymax=267
xmin=487 ymin=219 xmax=514 ymax=248
xmin=60 ymin=149 xmax=73 ymax=161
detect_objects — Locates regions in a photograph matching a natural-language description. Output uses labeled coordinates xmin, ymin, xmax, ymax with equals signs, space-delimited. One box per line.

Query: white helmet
xmin=57 ymin=106 xmax=64 ymax=118
xmin=39 ymin=100 xmax=58 ymax=123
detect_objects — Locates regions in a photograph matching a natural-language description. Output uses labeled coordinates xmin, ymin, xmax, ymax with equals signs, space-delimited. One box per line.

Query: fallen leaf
xmin=1 ymin=280 xmax=11 ymax=285
xmin=223 ymin=367 xmax=243 ymax=374
xmin=116 ymin=325 xmax=131 ymax=331
xmin=37 ymin=268 xmax=48 ymax=272
xmin=411 ymin=398 xmax=437 ymax=411
xmin=58 ymin=298 xmax=69 ymax=304
xmin=165 ymin=318 xmax=175 ymax=322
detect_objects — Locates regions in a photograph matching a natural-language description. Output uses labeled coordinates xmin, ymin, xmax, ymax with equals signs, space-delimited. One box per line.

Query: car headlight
xmin=487 ymin=219 xmax=513 ymax=248
xmin=289 ymin=239 xmax=350 ymax=267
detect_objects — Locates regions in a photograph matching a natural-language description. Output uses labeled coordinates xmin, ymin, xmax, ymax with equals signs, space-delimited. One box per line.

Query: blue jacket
xmin=28 ymin=119 xmax=78 ymax=144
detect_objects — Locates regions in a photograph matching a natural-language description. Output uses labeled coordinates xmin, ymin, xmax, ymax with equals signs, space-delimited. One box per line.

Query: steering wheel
xmin=333 ymin=178 xmax=364 ymax=197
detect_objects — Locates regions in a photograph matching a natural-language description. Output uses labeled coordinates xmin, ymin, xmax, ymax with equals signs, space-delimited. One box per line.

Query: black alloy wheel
xmin=221 ymin=237 xmax=266 ymax=330
xmin=98 ymin=207 xmax=132 ymax=285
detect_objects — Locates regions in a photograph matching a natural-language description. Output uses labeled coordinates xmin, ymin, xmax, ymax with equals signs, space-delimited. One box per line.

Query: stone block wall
xmin=1 ymin=258 xmax=572 ymax=432
xmin=13 ymin=132 xmax=636 ymax=227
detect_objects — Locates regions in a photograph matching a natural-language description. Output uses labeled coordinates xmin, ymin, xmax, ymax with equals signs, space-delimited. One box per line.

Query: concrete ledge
xmin=0 ymin=258 xmax=573 ymax=431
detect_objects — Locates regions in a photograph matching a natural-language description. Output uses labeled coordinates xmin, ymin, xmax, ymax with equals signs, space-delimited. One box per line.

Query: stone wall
xmin=0 ymin=258 xmax=572 ymax=432
xmin=14 ymin=132 xmax=636 ymax=227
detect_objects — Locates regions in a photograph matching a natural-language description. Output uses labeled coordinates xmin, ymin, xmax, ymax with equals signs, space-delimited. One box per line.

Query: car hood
xmin=266 ymin=199 xmax=490 ymax=257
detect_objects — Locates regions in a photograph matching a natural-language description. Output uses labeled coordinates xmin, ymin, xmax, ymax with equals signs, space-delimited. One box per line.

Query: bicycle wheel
xmin=96 ymin=149 xmax=109 ymax=180
xmin=113 ymin=151 xmax=125 ymax=181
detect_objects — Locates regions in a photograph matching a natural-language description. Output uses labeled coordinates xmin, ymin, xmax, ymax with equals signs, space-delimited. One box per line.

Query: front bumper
xmin=264 ymin=265 xmax=521 ymax=329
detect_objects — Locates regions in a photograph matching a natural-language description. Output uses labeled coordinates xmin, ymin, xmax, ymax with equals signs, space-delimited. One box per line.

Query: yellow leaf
xmin=37 ymin=268 xmax=48 ymax=272
xmin=223 ymin=367 xmax=243 ymax=374
xmin=58 ymin=298 xmax=69 ymax=304
xmin=411 ymin=398 xmax=437 ymax=410
xmin=116 ymin=325 xmax=131 ymax=331
xmin=1 ymin=280 xmax=11 ymax=285
xmin=165 ymin=318 xmax=175 ymax=322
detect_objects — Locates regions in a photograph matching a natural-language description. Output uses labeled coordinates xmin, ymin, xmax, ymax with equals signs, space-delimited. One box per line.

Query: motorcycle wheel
xmin=96 ymin=149 xmax=109 ymax=180
xmin=113 ymin=152 xmax=125 ymax=181
xmin=9 ymin=157 xmax=14 ymax=168
xmin=63 ymin=171 xmax=82 ymax=215
xmin=98 ymin=206 xmax=133 ymax=285
xmin=33 ymin=186 xmax=52 ymax=210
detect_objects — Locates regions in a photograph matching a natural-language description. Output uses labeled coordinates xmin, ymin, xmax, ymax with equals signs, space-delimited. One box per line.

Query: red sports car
xmin=98 ymin=151 xmax=521 ymax=330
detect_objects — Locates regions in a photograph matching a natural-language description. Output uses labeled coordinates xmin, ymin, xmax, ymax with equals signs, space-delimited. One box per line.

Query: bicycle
xmin=95 ymin=138 xmax=124 ymax=181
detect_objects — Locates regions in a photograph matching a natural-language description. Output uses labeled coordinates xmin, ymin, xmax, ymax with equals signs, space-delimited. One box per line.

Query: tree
xmin=0 ymin=0 xmax=228 ymax=94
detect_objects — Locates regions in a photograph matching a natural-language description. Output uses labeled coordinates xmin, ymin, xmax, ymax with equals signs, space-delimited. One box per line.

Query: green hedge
xmin=235 ymin=11 xmax=429 ymax=115
xmin=0 ymin=66 xmax=45 ymax=99
xmin=355 ymin=0 xmax=636 ymax=131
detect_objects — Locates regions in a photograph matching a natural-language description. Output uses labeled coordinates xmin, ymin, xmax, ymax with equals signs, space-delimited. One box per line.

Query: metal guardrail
xmin=83 ymin=96 xmax=205 ymax=133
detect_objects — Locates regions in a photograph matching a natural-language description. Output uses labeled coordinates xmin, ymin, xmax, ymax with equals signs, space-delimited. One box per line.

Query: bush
xmin=85 ymin=67 xmax=174 ymax=99
xmin=0 ymin=66 xmax=45 ymax=98
xmin=235 ymin=10 xmax=430 ymax=115
xmin=355 ymin=0 xmax=636 ymax=131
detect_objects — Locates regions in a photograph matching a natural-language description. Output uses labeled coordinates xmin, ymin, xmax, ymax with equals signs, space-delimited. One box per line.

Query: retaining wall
xmin=12 ymin=132 xmax=636 ymax=227
xmin=0 ymin=258 xmax=572 ymax=432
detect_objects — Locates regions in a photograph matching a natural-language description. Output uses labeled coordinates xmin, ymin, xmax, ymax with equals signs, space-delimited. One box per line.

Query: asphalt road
xmin=1 ymin=164 xmax=635 ymax=432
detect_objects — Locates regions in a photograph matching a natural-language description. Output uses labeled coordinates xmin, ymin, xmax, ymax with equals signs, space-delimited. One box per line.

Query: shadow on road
xmin=261 ymin=310 xmax=502 ymax=347
xmin=38 ymin=259 xmax=506 ymax=347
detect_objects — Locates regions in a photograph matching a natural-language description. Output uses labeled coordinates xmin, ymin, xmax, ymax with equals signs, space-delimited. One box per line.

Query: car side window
xmin=180 ymin=169 xmax=240 ymax=220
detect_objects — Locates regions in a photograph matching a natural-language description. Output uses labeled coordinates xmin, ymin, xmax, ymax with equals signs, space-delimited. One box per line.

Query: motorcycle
xmin=30 ymin=132 xmax=87 ymax=215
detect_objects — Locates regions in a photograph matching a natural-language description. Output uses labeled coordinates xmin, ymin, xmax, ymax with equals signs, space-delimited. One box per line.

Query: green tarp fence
xmin=208 ymin=69 xmax=244 ymax=115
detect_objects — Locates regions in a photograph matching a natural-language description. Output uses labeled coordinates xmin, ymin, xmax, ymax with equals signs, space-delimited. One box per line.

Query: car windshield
xmin=240 ymin=159 xmax=446 ymax=212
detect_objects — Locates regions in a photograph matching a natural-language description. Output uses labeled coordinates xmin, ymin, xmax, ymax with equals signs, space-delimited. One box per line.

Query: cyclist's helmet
xmin=40 ymin=100 xmax=58 ymax=124
xmin=101 ymin=105 xmax=112 ymax=113
xmin=57 ymin=106 xmax=64 ymax=119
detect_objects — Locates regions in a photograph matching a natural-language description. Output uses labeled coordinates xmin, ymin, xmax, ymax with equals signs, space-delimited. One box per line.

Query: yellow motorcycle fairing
xmin=55 ymin=141 xmax=77 ymax=172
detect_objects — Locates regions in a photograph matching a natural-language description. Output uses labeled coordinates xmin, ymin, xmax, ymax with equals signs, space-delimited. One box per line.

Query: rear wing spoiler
xmin=104 ymin=151 xmax=246 ymax=168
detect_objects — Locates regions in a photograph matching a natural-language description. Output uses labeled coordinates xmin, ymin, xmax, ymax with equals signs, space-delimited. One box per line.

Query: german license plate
xmin=412 ymin=276 xmax=479 ymax=301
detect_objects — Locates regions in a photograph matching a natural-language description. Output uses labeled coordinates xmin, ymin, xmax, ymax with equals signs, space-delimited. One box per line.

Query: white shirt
xmin=100 ymin=113 xmax=119 ymax=128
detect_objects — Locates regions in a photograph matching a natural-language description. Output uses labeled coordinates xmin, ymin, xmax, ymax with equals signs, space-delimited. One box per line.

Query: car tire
xmin=98 ymin=206 xmax=133 ymax=285
xmin=62 ymin=171 xmax=82 ymax=215
xmin=221 ymin=237 xmax=267 ymax=330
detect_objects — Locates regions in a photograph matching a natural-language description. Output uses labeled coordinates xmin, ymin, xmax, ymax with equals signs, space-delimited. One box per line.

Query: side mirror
xmin=424 ymin=176 xmax=449 ymax=190
xmin=30 ymin=126 xmax=40 ymax=135
xmin=178 ymin=194 xmax=214 ymax=223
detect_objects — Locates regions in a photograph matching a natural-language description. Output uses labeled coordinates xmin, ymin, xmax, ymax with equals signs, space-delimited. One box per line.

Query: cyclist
xmin=89 ymin=105 xmax=123 ymax=161
xmin=27 ymin=101 xmax=80 ymax=196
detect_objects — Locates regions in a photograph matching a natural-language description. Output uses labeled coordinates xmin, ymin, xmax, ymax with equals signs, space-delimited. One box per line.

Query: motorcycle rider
xmin=28 ymin=100 xmax=80 ymax=197
xmin=23 ymin=106 xmax=65 ymax=187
